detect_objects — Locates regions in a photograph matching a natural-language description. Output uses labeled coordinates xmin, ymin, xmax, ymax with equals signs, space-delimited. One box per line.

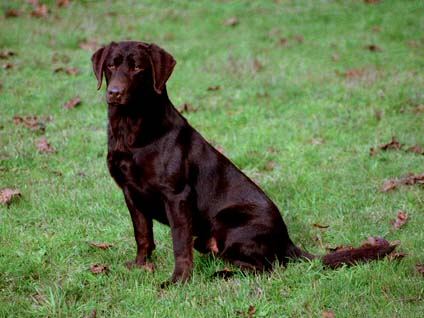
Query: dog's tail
xmin=286 ymin=237 xmax=398 ymax=268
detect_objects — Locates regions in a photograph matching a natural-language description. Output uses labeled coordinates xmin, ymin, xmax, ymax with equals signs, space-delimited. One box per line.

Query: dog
xmin=91 ymin=41 xmax=396 ymax=285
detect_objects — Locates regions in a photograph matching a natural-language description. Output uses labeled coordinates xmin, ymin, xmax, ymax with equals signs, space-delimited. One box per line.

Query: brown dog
xmin=91 ymin=41 xmax=396 ymax=285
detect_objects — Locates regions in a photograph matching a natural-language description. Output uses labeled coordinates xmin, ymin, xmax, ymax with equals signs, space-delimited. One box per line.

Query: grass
xmin=1 ymin=0 xmax=423 ymax=317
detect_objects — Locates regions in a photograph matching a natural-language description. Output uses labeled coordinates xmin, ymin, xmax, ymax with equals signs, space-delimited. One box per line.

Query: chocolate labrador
xmin=91 ymin=41 xmax=396 ymax=285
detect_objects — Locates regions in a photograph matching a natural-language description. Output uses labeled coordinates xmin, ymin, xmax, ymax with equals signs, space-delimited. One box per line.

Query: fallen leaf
xmin=416 ymin=264 xmax=424 ymax=276
xmin=374 ymin=109 xmax=383 ymax=121
xmin=369 ymin=147 xmax=378 ymax=156
xmin=331 ymin=53 xmax=340 ymax=62
xmin=31 ymin=291 xmax=46 ymax=305
xmin=322 ymin=310 xmax=335 ymax=318
xmin=400 ymin=173 xmax=424 ymax=185
xmin=63 ymin=96 xmax=81 ymax=109
xmin=90 ymin=264 xmax=108 ymax=274
xmin=89 ymin=242 xmax=113 ymax=250
xmin=207 ymin=85 xmax=221 ymax=91
xmin=53 ymin=66 xmax=79 ymax=75
xmin=0 ymin=188 xmax=21 ymax=205
xmin=36 ymin=137 xmax=56 ymax=153
xmin=57 ymin=0 xmax=70 ymax=7
xmin=364 ymin=0 xmax=380 ymax=3
xmin=224 ymin=17 xmax=239 ymax=27
xmin=278 ymin=37 xmax=289 ymax=47
xmin=52 ymin=52 xmax=70 ymax=63
xmin=252 ymin=58 xmax=263 ymax=72
xmin=343 ymin=68 xmax=366 ymax=79
xmin=2 ymin=63 xmax=14 ymax=70
xmin=412 ymin=105 xmax=424 ymax=113
xmin=263 ymin=160 xmax=276 ymax=171
xmin=5 ymin=9 xmax=21 ymax=18
xmin=372 ymin=25 xmax=381 ymax=32
xmin=292 ymin=35 xmax=304 ymax=44
xmin=0 ymin=50 xmax=16 ymax=59
xmin=178 ymin=103 xmax=197 ymax=114
xmin=30 ymin=4 xmax=49 ymax=18
xmin=365 ymin=44 xmax=382 ymax=52
xmin=247 ymin=305 xmax=256 ymax=318
xmin=311 ymin=137 xmax=325 ymax=145
xmin=85 ymin=309 xmax=97 ymax=318
xmin=13 ymin=115 xmax=46 ymax=133
xmin=407 ymin=145 xmax=424 ymax=155
xmin=379 ymin=137 xmax=402 ymax=151
xmin=381 ymin=179 xmax=398 ymax=192
xmin=313 ymin=223 xmax=330 ymax=229
xmin=391 ymin=211 xmax=408 ymax=229
xmin=79 ymin=39 xmax=100 ymax=51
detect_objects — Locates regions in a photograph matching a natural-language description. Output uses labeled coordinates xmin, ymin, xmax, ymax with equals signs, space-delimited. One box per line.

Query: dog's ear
xmin=91 ymin=43 xmax=114 ymax=90
xmin=148 ymin=43 xmax=176 ymax=94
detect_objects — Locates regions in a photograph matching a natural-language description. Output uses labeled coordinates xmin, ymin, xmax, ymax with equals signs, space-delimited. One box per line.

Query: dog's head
xmin=91 ymin=41 xmax=176 ymax=105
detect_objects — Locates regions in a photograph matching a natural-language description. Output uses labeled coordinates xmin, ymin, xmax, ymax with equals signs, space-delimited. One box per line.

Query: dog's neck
xmin=107 ymin=87 xmax=185 ymax=147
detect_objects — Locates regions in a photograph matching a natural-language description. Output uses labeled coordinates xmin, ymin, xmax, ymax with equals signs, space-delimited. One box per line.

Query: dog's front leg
xmin=123 ymin=187 xmax=155 ymax=272
xmin=163 ymin=185 xmax=193 ymax=286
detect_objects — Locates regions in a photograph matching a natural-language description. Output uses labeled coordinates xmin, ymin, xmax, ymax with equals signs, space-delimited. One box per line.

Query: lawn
xmin=1 ymin=0 xmax=423 ymax=317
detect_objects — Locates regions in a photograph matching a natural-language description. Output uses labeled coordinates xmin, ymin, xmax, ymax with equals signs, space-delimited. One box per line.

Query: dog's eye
xmin=108 ymin=65 xmax=116 ymax=71
xmin=133 ymin=66 xmax=143 ymax=73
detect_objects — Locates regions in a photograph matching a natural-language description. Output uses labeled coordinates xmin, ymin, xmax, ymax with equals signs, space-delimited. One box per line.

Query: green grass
xmin=1 ymin=0 xmax=424 ymax=317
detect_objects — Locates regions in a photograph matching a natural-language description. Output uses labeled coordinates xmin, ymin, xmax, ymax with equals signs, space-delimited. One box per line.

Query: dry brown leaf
xmin=263 ymin=160 xmax=276 ymax=171
xmin=278 ymin=37 xmax=289 ymax=47
xmin=381 ymin=179 xmax=398 ymax=192
xmin=224 ymin=17 xmax=239 ymax=27
xmin=416 ymin=264 xmax=424 ymax=276
xmin=30 ymin=4 xmax=48 ymax=18
xmin=365 ymin=44 xmax=382 ymax=52
xmin=0 ymin=50 xmax=16 ymax=59
xmin=57 ymin=0 xmax=70 ymax=7
xmin=364 ymin=0 xmax=380 ymax=3
xmin=412 ymin=105 xmax=424 ymax=113
xmin=381 ymin=173 xmax=424 ymax=192
xmin=79 ymin=39 xmax=100 ymax=51
xmin=343 ymin=68 xmax=366 ymax=79
xmin=311 ymin=137 xmax=325 ymax=145
xmin=407 ymin=145 xmax=424 ymax=155
xmin=322 ymin=310 xmax=335 ymax=318
xmin=5 ymin=9 xmax=21 ymax=18
xmin=36 ymin=137 xmax=56 ymax=153
xmin=313 ymin=223 xmax=330 ymax=229
xmin=207 ymin=85 xmax=221 ymax=91
xmin=400 ymin=173 xmax=424 ymax=185
xmin=379 ymin=137 xmax=403 ymax=151
xmin=292 ymin=35 xmax=304 ymax=44
xmin=0 ymin=188 xmax=21 ymax=205
xmin=372 ymin=25 xmax=381 ymax=32
xmin=247 ymin=305 xmax=256 ymax=318
xmin=374 ymin=109 xmax=383 ymax=121
xmin=63 ymin=96 xmax=81 ymax=109
xmin=178 ymin=103 xmax=197 ymax=114
xmin=90 ymin=264 xmax=108 ymax=274
xmin=3 ymin=63 xmax=14 ymax=70
xmin=53 ymin=66 xmax=79 ymax=75
xmin=331 ymin=53 xmax=340 ymax=62
xmin=369 ymin=147 xmax=378 ymax=156
xmin=391 ymin=211 xmax=408 ymax=229
xmin=89 ymin=242 xmax=113 ymax=250
xmin=13 ymin=115 xmax=47 ymax=133
xmin=252 ymin=58 xmax=263 ymax=72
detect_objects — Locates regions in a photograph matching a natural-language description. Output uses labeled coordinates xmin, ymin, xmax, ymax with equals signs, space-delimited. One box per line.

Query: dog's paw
xmin=125 ymin=260 xmax=155 ymax=272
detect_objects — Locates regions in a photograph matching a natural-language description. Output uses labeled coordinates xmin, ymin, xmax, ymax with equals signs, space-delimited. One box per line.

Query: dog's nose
xmin=107 ymin=86 xmax=123 ymax=99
